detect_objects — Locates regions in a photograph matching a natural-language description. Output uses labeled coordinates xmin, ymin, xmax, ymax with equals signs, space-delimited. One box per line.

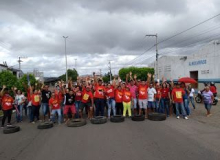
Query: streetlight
xmin=145 ymin=34 xmax=159 ymax=80
xmin=63 ymin=36 xmax=68 ymax=83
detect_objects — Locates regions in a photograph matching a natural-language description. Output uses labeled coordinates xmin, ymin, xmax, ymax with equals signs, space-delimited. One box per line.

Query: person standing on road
xmin=182 ymin=83 xmax=190 ymax=116
xmin=1 ymin=86 xmax=14 ymax=128
xmin=171 ymin=83 xmax=188 ymax=120
xmin=155 ymin=83 xmax=161 ymax=113
xmin=63 ymin=89 xmax=76 ymax=122
xmin=122 ymin=86 xmax=132 ymax=117
xmin=30 ymin=87 xmax=41 ymax=123
xmin=93 ymin=73 xmax=106 ymax=116
xmin=105 ymin=82 xmax=116 ymax=119
xmin=188 ymin=84 xmax=196 ymax=109
xmin=202 ymin=86 xmax=214 ymax=117
xmin=147 ymin=83 xmax=157 ymax=115
xmin=49 ymin=92 xmax=62 ymax=124
xmin=160 ymin=82 xmax=170 ymax=116
xmin=74 ymin=86 xmax=82 ymax=118
xmin=41 ymin=85 xmax=51 ymax=121
xmin=115 ymin=85 xmax=123 ymax=115
xmin=14 ymin=89 xmax=25 ymax=123
xmin=126 ymin=72 xmax=138 ymax=116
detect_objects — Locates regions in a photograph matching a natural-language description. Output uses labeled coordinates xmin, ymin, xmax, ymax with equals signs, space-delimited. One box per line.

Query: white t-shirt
xmin=147 ymin=88 xmax=157 ymax=102
xmin=189 ymin=88 xmax=195 ymax=97
xmin=15 ymin=94 xmax=25 ymax=105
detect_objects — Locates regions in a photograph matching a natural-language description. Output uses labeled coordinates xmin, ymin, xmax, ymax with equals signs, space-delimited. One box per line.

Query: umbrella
xmin=178 ymin=77 xmax=197 ymax=83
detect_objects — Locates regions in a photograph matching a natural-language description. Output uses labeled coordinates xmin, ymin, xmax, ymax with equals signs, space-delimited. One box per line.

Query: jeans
xmin=107 ymin=98 xmax=116 ymax=117
xmin=204 ymin=103 xmax=212 ymax=112
xmin=51 ymin=109 xmax=62 ymax=124
xmin=75 ymin=101 xmax=81 ymax=118
xmin=2 ymin=109 xmax=12 ymax=126
xmin=189 ymin=97 xmax=195 ymax=109
xmin=184 ymin=98 xmax=190 ymax=116
xmin=41 ymin=103 xmax=49 ymax=116
xmin=132 ymin=98 xmax=137 ymax=109
xmin=175 ymin=102 xmax=186 ymax=117
xmin=30 ymin=105 xmax=40 ymax=122
xmin=155 ymin=99 xmax=160 ymax=112
xmin=16 ymin=104 xmax=24 ymax=122
xmin=123 ymin=102 xmax=131 ymax=117
xmin=95 ymin=98 xmax=105 ymax=116
xmin=160 ymin=98 xmax=169 ymax=116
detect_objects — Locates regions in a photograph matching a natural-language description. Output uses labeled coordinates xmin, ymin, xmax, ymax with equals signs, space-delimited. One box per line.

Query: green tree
xmin=0 ymin=70 xmax=18 ymax=89
xmin=17 ymin=74 xmax=37 ymax=92
xmin=59 ymin=69 xmax=78 ymax=81
xmin=119 ymin=67 xmax=154 ymax=81
xmin=102 ymin=72 xmax=113 ymax=83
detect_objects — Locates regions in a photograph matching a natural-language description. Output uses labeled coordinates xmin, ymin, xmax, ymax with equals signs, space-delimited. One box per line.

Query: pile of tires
xmin=148 ymin=113 xmax=166 ymax=121
xmin=37 ymin=122 xmax=53 ymax=129
xmin=67 ymin=119 xmax=87 ymax=127
xmin=131 ymin=115 xmax=145 ymax=121
xmin=3 ymin=126 xmax=20 ymax=134
xmin=110 ymin=115 xmax=125 ymax=123
xmin=91 ymin=116 xmax=107 ymax=124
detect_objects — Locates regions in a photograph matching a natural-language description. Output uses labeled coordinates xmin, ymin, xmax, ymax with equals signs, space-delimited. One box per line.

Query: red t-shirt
xmin=138 ymin=85 xmax=148 ymax=99
xmin=123 ymin=91 xmax=132 ymax=103
xmin=94 ymin=84 xmax=105 ymax=99
xmin=105 ymin=86 xmax=115 ymax=98
xmin=81 ymin=90 xmax=93 ymax=103
xmin=2 ymin=95 xmax=14 ymax=110
xmin=27 ymin=88 xmax=31 ymax=101
xmin=115 ymin=89 xmax=123 ymax=103
xmin=210 ymin=86 xmax=217 ymax=94
xmin=31 ymin=94 xmax=40 ymax=106
xmin=75 ymin=91 xmax=82 ymax=101
xmin=155 ymin=88 xmax=161 ymax=99
xmin=172 ymin=88 xmax=185 ymax=103
xmin=49 ymin=97 xmax=60 ymax=110
xmin=161 ymin=88 xmax=169 ymax=98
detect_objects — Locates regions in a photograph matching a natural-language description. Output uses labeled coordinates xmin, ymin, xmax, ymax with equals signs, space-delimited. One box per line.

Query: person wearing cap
xmin=122 ymin=86 xmax=133 ymax=117
xmin=171 ymin=82 xmax=188 ymax=120
xmin=0 ymin=85 xmax=14 ymax=128
xmin=93 ymin=73 xmax=106 ymax=116
xmin=79 ymin=85 xmax=94 ymax=119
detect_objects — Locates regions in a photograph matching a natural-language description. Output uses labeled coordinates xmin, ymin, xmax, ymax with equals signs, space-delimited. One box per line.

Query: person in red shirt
xmin=171 ymin=83 xmax=188 ymax=120
xmin=155 ymin=83 xmax=161 ymax=113
xmin=30 ymin=86 xmax=41 ymax=123
xmin=137 ymin=81 xmax=148 ymax=115
xmin=49 ymin=92 xmax=61 ymax=124
xmin=160 ymin=82 xmax=171 ymax=116
xmin=93 ymin=73 xmax=106 ymax=116
xmin=105 ymin=83 xmax=116 ymax=118
xmin=74 ymin=86 xmax=82 ymax=118
xmin=1 ymin=85 xmax=14 ymax=128
xmin=122 ymin=86 xmax=133 ymax=117
xmin=210 ymin=82 xmax=217 ymax=97
xmin=115 ymin=85 xmax=123 ymax=115
xmin=79 ymin=86 xmax=94 ymax=119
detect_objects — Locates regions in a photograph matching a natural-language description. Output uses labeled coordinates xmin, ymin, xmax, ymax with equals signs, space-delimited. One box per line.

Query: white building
xmin=27 ymin=69 xmax=44 ymax=82
xmin=149 ymin=40 xmax=220 ymax=90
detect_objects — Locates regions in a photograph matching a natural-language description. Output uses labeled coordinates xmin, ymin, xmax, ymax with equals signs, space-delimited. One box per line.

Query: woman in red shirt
xmin=115 ymin=85 xmax=123 ymax=115
xmin=30 ymin=87 xmax=41 ymax=123
xmin=74 ymin=86 xmax=82 ymax=118
xmin=160 ymin=82 xmax=171 ymax=117
xmin=105 ymin=84 xmax=116 ymax=118
xmin=122 ymin=86 xmax=133 ymax=117
xmin=1 ymin=86 xmax=14 ymax=128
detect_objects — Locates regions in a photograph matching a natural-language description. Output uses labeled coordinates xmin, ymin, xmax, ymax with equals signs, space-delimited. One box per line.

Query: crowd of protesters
xmin=0 ymin=72 xmax=217 ymax=128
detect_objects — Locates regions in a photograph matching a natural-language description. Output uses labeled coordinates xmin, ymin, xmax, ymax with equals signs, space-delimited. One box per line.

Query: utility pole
xmin=108 ymin=61 xmax=112 ymax=82
xmin=145 ymin=34 xmax=159 ymax=79
xmin=18 ymin=57 xmax=27 ymax=78
xmin=63 ymin=36 xmax=68 ymax=83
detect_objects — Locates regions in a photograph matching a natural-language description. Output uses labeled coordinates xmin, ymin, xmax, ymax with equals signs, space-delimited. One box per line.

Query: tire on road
xmin=148 ymin=113 xmax=166 ymax=121
xmin=131 ymin=115 xmax=145 ymax=121
xmin=195 ymin=96 xmax=202 ymax=103
xmin=37 ymin=122 xmax=53 ymax=129
xmin=3 ymin=126 xmax=20 ymax=134
xmin=110 ymin=115 xmax=125 ymax=123
xmin=67 ymin=119 xmax=87 ymax=127
xmin=91 ymin=116 xmax=107 ymax=124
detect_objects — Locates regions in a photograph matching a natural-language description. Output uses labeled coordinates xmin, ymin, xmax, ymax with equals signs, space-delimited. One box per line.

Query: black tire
xmin=3 ymin=126 xmax=20 ymax=134
xmin=67 ymin=119 xmax=87 ymax=127
xmin=110 ymin=115 xmax=125 ymax=123
xmin=195 ymin=96 xmax=202 ymax=103
xmin=131 ymin=115 xmax=145 ymax=121
xmin=212 ymin=100 xmax=218 ymax=105
xmin=148 ymin=113 xmax=166 ymax=121
xmin=37 ymin=122 xmax=53 ymax=129
xmin=91 ymin=116 xmax=107 ymax=124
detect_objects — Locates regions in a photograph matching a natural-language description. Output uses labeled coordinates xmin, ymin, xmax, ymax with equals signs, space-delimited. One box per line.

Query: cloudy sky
xmin=0 ymin=0 xmax=220 ymax=77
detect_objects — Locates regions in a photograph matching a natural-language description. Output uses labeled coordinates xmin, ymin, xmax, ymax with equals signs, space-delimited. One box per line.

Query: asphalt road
xmin=1 ymin=113 xmax=220 ymax=160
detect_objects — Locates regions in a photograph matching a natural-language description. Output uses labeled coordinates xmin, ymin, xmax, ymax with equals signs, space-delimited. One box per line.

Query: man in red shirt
xmin=1 ymin=85 xmax=14 ymax=128
xmin=115 ymin=86 xmax=123 ymax=115
xmin=171 ymin=83 xmax=188 ymax=119
xmin=30 ymin=86 xmax=41 ymax=123
xmin=79 ymin=86 xmax=94 ymax=119
xmin=122 ymin=86 xmax=133 ymax=117
xmin=93 ymin=73 xmax=106 ymax=116
xmin=160 ymin=82 xmax=171 ymax=116
xmin=105 ymin=83 xmax=116 ymax=118
xmin=49 ymin=92 xmax=61 ymax=124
